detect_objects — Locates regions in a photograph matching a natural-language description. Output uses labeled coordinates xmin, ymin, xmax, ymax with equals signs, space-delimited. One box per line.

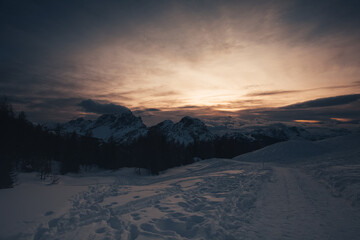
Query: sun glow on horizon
xmin=294 ymin=120 xmax=322 ymax=124
xmin=330 ymin=118 xmax=353 ymax=122
xmin=71 ymin=15 xmax=360 ymax=113
xmin=16 ymin=1 xmax=359 ymax=122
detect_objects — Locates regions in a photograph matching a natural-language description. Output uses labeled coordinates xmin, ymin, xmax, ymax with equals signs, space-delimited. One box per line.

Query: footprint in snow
xmin=44 ymin=211 xmax=54 ymax=216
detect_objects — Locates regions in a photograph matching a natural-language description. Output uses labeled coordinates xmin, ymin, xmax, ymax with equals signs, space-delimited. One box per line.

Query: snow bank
xmin=233 ymin=139 xmax=327 ymax=163
xmin=234 ymin=133 xmax=360 ymax=163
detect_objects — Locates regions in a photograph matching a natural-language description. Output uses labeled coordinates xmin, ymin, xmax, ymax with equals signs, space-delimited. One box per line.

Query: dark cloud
xmin=145 ymin=108 xmax=161 ymax=112
xmin=246 ymin=90 xmax=303 ymax=97
xmin=27 ymin=98 xmax=82 ymax=110
xmin=176 ymin=105 xmax=201 ymax=109
xmin=151 ymin=91 xmax=180 ymax=97
xmin=5 ymin=97 xmax=83 ymax=123
xmin=94 ymin=93 xmax=133 ymax=102
xmin=78 ymin=99 xmax=130 ymax=115
xmin=246 ymin=85 xmax=360 ymax=98
xmin=284 ymin=94 xmax=360 ymax=109
xmin=235 ymin=94 xmax=360 ymax=123
xmin=133 ymin=108 xmax=161 ymax=115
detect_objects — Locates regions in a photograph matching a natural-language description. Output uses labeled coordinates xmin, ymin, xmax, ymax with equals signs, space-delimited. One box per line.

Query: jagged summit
xmin=59 ymin=108 xmax=351 ymax=146
xmin=62 ymin=111 xmax=147 ymax=144
xmin=179 ymin=116 xmax=206 ymax=127
xmin=61 ymin=113 xmax=218 ymax=146
xmin=93 ymin=112 xmax=144 ymax=129
xmin=150 ymin=116 xmax=215 ymax=146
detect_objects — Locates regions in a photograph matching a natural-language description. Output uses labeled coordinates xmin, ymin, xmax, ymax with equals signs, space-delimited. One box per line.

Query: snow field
xmin=2 ymin=134 xmax=360 ymax=240
xmin=1 ymin=160 xmax=270 ymax=240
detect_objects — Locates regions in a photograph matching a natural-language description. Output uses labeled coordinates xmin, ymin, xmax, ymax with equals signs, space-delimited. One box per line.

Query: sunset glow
xmin=294 ymin=120 xmax=322 ymax=124
xmin=1 ymin=1 xmax=360 ymax=125
xmin=330 ymin=118 xmax=353 ymax=122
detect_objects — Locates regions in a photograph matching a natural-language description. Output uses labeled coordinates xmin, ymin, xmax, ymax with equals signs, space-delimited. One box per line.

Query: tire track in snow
xmin=244 ymin=166 xmax=360 ymax=240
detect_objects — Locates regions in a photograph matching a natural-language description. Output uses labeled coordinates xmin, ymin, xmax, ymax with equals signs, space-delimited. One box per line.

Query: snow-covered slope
xmin=150 ymin=116 xmax=216 ymax=146
xmin=233 ymin=133 xmax=360 ymax=163
xmin=234 ymin=134 xmax=360 ymax=207
xmin=62 ymin=109 xmax=147 ymax=144
xmin=233 ymin=139 xmax=327 ymax=162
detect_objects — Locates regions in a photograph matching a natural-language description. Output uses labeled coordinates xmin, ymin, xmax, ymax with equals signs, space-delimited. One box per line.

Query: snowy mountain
xmin=217 ymin=123 xmax=310 ymax=147
xmin=61 ymin=109 xmax=147 ymax=144
xmin=61 ymin=114 xmax=215 ymax=146
xmin=150 ymin=116 xmax=216 ymax=146
xmin=236 ymin=123 xmax=310 ymax=140
xmin=214 ymin=122 xmax=353 ymax=141
xmin=60 ymin=110 xmax=352 ymax=147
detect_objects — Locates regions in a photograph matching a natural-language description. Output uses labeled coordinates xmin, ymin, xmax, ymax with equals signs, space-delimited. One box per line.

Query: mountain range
xmin=58 ymin=107 xmax=351 ymax=146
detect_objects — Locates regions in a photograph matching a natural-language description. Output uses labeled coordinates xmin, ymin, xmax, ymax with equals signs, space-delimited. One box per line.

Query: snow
xmin=234 ymin=133 xmax=360 ymax=207
xmin=1 ymin=134 xmax=360 ymax=239
xmin=0 ymin=174 xmax=87 ymax=239
xmin=233 ymin=139 xmax=328 ymax=163
xmin=152 ymin=116 xmax=215 ymax=146
xmin=61 ymin=112 xmax=147 ymax=144
xmin=0 ymin=160 xmax=269 ymax=239
xmin=91 ymin=125 xmax=114 ymax=140
xmin=244 ymin=167 xmax=360 ymax=240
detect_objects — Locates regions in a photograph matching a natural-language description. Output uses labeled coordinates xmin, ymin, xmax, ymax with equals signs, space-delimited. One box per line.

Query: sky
xmin=1 ymin=0 xmax=360 ymax=126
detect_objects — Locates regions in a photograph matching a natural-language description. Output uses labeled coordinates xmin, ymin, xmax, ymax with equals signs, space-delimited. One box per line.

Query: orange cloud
xmin=294 ymin=120 xmax=322 ymax=124
xmin=330 ymin=118 xmax=353 ymax=122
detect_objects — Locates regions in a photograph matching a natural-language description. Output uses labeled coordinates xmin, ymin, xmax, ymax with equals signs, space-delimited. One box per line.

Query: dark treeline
xmin=0 ymin=100 xmax=197 ymax=188
xmin=0 ymin=100 xmax=129 ymax=188
xmin=0 ymin=100 xmax=283 ymax=189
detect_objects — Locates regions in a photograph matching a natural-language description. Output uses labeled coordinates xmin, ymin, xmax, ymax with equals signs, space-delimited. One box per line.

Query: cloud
xmin=246 ymin=90 xmax=303 ymax=97
xmin=246 ymin=85 xmax=360 ymax=98
xmin=234 ymin=94 xmax=360 ymax=123
xmin=176 ymin=105 xmax=202 ymax=109
xmin=283 ymin=94 xmax=360 ymax=109
xmin=78 ymin=99 xmax=131 ymax=114
xmin=5 ymin=97 xmax=84 ymax=123
xmin=145 ymin=108 xmax=161 ymax=112
xmin=2 ymin=1 xmax=360 ymax=124
xmin=133 ymin=108 xmax=161 ymax=115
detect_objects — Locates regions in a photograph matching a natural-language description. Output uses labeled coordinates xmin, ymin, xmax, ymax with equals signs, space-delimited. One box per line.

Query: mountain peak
xmin=61 ymin=109 xmax=147 ymax=144
xmin=179 ymin=116 xmax=205 ymax=127
xmin=150 ymin=116 xmax=214 ymax=146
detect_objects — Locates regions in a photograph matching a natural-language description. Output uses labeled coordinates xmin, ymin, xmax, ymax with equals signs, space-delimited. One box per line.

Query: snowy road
xmin=2 ymin=160 xmax=359 ymax=239
xmin=245 ymin=166 xmax=360 ymax=240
